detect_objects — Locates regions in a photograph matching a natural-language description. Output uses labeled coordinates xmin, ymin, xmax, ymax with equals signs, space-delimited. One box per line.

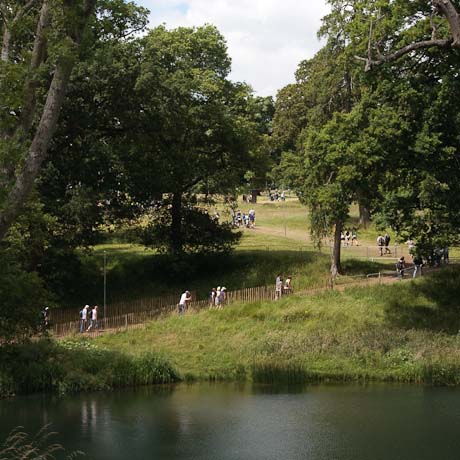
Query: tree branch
xmin=1 ymin=0 xmax=41 ymax=62
xmin=356 ymin=38 xmax=453 ymax=71
xmin=357 ymin=0 xmax=460 ymax=70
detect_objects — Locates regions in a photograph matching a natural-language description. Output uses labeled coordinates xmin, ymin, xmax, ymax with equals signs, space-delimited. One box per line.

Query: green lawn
xmin=74 ymin=196 xmax=447 ymax=306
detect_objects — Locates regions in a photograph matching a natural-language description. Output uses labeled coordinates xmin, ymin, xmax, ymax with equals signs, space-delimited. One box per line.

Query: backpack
xmin=79 ymin=309 xmax=84 ymax=319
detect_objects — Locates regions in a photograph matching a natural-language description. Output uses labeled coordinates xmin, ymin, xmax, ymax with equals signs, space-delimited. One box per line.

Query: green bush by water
xmin=0 ymin=339 xmax=179 ymax=398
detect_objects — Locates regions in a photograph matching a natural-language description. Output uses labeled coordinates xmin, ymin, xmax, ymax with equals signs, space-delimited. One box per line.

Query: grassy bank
xmin=92 ymin=267 xmax=460 ymax=386
xmin=0 ymin=340 xmax=178 ymax=398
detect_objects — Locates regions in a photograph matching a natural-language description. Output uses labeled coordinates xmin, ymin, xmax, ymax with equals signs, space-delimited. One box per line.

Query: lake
xmin=1 ymin=383 xmax=460 ymax=459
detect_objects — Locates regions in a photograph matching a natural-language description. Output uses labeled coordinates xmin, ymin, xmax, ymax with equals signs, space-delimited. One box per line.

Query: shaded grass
xmin=94 ymin=267 xmax=460 ymax=385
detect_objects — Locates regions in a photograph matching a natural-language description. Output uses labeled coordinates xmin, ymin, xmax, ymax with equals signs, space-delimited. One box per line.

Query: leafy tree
xmin=0 ymin=0 xmax=97 ymax=241
xmin=127 ymin=25 xmax=261 ymax=255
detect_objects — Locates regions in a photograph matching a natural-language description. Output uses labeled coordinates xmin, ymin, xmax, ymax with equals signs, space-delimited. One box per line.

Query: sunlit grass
xmin=95 ymin=267 xmax=460 ymax=384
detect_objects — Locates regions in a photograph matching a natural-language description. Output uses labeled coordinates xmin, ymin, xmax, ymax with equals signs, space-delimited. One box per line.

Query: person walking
xmin=80 ymin=305 xmax=90 ymax=333
xmin=377 ymin=235 xmax=385 ymax=256
xmin=384 ymin=233 xmax=391 ymax=254
xmin=87 ymin=305 xmax=99 ymax=331
xmin=396 ymin=256 xmax=406 ymax=279
xmin=209 ymin=288 xmax=217 ymax=307
xmin=412 ymin=254 xmax=423 ymax=278
xmin=275 ymin=274 xmax=283 ymax=300
xmin=41 ymin=307 xmax=50 ymax=329
xmin=351 ymin=229 xmax=358 ymax=246
xmin=178 ymin=291 xmax=191 ymax=315
xmin=283 ymin=276 xmax=293 ymax=294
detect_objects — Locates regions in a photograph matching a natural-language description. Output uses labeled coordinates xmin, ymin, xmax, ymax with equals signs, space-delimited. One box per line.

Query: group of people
xmin=395 ymin=240 xmax=449 ymax=279
xmin=268 ymin=190 xmax=285 ymax=201
xmin=275 ymin=274 xmax=293 ymax=299
xmin=79 ymin=304 xmax=99 ymax=332
xmin=231 ymin=209 xmax=256 ymax=229
xmin=341 ymin=229 xmax=359 ymax=246
xmin=377 ymin=233 xmax=392 ymax=255
xmin=396 ymin=254 xmax=423 ymax=279
xmin=209 ymin=286 xmax=227 ymax=308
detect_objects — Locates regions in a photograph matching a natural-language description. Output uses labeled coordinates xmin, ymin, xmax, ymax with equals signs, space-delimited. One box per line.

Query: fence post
xmin=125 ymin=314 xmax=128 ymax=330
xmin=379 ymin=272 xmax=381 ymax=284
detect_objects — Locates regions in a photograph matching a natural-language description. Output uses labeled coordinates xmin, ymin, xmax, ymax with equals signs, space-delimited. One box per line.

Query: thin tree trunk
xmin=1 ymin=27 xmax=11 ymax=62
xmin=359 ymin=203 xmax=371 ymax=228
xmin=331 ymin=219 xmax=342 ymax=279
xmin=18 ymin=0 xmax=51 ymax=134
xmin=170 ymin=192 xmax=183 ymax=257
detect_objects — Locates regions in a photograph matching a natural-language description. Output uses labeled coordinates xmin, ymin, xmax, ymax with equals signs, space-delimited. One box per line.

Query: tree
xmin=0 ymin=0 xmax=97 ymax=241
xmin=321 ymin=0 xmax=460 ymax=70
xmin=323 ymin=0 xmax=460 ymax=251
xmin=126 ymin=25 xmax=260 ymax=256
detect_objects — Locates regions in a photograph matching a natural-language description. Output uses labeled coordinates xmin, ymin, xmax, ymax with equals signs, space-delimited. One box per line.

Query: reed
xmin=0 ymin=424 xmax=84 ymax=459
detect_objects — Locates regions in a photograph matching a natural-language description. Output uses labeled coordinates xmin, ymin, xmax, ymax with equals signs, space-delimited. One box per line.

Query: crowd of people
xmin=392 ymin=239 xmax=449 ymax=279
xmin=231 ymin=208 xmax=256 ymax=229
xmin=268 ymin=190 xmax=285 ymax=201
xmin=177 ymin=276 xmax=293 ymax=315
xmin=209 ymin=287 xmax=227 ymax=308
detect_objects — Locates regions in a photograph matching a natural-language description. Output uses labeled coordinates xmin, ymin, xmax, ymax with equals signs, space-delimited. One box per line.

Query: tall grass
xmin=0 ymin=424 xmax=83 ymax=459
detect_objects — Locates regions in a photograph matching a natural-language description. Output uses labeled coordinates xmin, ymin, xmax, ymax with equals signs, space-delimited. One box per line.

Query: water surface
xmin=1 ymin=384 xmax=460 ymax=459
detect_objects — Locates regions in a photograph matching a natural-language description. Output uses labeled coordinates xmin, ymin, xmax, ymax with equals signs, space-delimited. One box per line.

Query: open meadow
xmin=81 ymin=195 xmax=404 ymax=306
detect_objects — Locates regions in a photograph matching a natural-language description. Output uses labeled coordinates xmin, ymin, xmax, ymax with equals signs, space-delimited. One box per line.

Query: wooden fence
xmin=51 ymin=270 xmax=418 ymax=338
xmin=49 ymin=279 xmax=331 ymax=337
xmin=49 ymin=292 xmax=190 ymax=325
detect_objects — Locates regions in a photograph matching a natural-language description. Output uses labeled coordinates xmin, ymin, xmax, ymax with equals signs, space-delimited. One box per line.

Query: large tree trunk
xmin=0 ymin=0 xmax=96 ymax=241
xmin=0 ymin=60 xmax=73 ymax=240
xmin=170 ymin=192 xmax=183 ymax=257
xmin=331 ymin=219 xmax=342 ymax=279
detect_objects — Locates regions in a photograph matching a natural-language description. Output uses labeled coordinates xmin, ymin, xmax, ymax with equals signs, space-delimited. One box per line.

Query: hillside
xmin=94 ymin=266 xmax=460 ymax=385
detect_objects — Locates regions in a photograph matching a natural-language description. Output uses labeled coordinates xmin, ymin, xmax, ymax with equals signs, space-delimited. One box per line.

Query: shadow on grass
xmin=90 ymin=249 xmax=331 ymax=303
xmin=382 ymin=267 xmax=460 ymax=334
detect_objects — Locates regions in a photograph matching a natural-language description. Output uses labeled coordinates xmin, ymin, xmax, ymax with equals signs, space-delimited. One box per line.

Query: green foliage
xmin=0 ymin=251 xmax=47 ymax=342
xmin=0 ymin=339 xmax=178 ymax=397
xmin=142 ymin=199 xmax=240 ymax=255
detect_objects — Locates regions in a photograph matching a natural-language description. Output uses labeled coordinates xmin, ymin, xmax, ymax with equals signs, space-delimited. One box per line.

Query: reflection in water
xmin=1 ymin=384 xmax=460 ymax=459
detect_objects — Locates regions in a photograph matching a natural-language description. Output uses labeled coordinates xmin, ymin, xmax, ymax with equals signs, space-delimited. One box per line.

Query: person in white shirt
xmin=87 ymin=305 xmax=98 ymax=331
xmin=178 ymin=291 xmax=191 ymax=314
xmin=80 ymin=304 xmax=90 ymax=333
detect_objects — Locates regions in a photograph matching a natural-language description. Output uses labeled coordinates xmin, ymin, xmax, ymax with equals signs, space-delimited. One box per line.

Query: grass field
xmin=93 ymin=267 xmax=460 ymax=385
xmin=76 ymin=196 xmax=403 ymax=306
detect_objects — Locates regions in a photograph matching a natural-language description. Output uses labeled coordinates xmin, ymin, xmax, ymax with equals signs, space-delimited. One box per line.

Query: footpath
xmin=50 ymin=264 xmax=445 ymax=339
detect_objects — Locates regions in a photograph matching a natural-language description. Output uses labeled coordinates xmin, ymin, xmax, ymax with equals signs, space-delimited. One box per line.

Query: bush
xmin=0 ymin=339 xmax=179 ymax=397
